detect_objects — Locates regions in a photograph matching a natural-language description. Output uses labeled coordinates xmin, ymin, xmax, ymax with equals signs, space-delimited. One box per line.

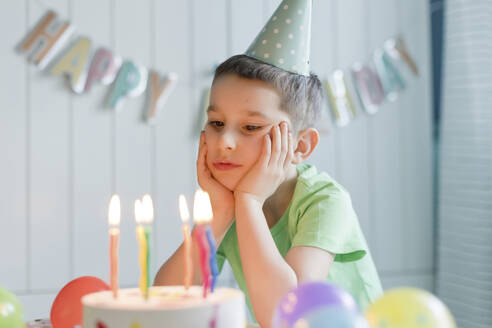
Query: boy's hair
xmin=212 ymin=55 xmax=324 ymax=133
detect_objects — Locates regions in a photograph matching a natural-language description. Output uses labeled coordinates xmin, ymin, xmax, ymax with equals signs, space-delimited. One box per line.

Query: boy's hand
xmin=234 ymin=122 xmax=293 ymax=204
xmin=197 ymin=131 xmax=235 ymax=224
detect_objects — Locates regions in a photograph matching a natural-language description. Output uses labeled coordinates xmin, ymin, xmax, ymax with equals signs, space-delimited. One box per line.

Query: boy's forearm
xmin=234 ymin=193 xmax=297 ymax=328
xmin=153 ymin=239 xmax=202 ymax=286
xmin=210 ymin=209 xmax=235 ymax=244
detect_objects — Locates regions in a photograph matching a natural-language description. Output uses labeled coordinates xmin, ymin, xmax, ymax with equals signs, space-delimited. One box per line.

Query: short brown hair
xmin=213 ymin=55 xmax=323 ymax=133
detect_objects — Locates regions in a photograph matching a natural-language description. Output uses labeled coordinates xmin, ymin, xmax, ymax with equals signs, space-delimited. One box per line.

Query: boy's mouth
xmin=213 ymin=161 xmax=242 ymax=171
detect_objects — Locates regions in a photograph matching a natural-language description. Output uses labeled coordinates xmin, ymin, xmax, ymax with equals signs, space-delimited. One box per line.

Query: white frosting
xmin=82 ymin=286 xmax=246 ymax=328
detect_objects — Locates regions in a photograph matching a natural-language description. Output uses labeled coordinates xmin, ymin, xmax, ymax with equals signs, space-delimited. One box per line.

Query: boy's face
xmin=205 ymin=74 xmax=292 ymax=191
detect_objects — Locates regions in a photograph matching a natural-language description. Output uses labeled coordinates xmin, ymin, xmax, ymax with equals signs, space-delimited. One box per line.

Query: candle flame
xmin=108 ymin=194 xmax=121 ymax=226
xmin=179 ymin=194 xmax=190 ymax=223
xmin=134 ymin=199 xmax=143 ymax=224
xmin=142 ymin=194 xmax=154 ymax=224
xmin=193 ymin=189 xmax=213 ymax=224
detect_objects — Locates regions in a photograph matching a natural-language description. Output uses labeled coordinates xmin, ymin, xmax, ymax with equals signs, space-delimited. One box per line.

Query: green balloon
xmin=0 ymin=287 xmax=24 ymax=328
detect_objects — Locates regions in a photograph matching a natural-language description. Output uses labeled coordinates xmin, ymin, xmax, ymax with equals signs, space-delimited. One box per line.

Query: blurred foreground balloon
xmin=0 ymin=287 xmax=24 ymax=328
xmin=50 ymin=276 xmax=109 ymax=328
xmin=365 ymin=287 xmax=456 ymax=328
xmin=294 ymin=307 xmax=369 ymax=328
xmin=272 ymin=282 xmax=365 ymax=328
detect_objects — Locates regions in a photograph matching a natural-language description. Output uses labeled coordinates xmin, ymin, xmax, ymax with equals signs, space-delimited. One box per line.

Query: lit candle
xmin=193 ymin=190 xmax=211 ymax=298
xmin=134 ymin=199 xmax=148 ymax=298
xmin=108 ymin=194 xmax=121 ymax=298
xmin=179 ymin=194 xmax=193 ymax=290
xmin=141 ymin=194 xmax=154 ymax=294
xmin=205 ymin=226 xmax=218 ymax=293
xmin=197 ymin=191 xmax=219 ymax=292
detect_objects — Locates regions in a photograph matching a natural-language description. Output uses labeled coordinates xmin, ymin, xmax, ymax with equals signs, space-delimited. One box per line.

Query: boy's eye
xmin=208 ymin=120 xmax=224 ymax=128
xmin=244 ymin=125 xmax=262 ymax=131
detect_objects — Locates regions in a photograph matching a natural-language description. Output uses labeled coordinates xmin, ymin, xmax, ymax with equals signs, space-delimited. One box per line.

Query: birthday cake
xmin=82 ymin=286 xmax=246 ymax=328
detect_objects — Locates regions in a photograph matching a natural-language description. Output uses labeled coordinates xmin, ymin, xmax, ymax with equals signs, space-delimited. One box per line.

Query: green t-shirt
xmin=216 ymin=163 xmax=383 ymax=320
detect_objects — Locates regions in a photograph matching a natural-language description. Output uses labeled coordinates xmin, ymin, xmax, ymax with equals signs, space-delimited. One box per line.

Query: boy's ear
xmin=292 ymin=128 xmax=319 ymax=164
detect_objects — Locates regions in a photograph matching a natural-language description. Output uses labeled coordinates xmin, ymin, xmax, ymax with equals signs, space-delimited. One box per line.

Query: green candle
xmin=144 ymin=225 xmax=152 ymax=292
xmin=141 ymin=194 xmax=154 ymax=298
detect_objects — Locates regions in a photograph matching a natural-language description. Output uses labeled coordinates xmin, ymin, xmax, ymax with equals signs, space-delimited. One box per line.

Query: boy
xmin=154 ymin=1 xmax=382 ymax=327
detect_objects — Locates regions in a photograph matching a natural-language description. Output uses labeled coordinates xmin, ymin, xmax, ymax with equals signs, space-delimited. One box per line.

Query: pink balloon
xmin=50 ymin=276 xmax=110 ymax=328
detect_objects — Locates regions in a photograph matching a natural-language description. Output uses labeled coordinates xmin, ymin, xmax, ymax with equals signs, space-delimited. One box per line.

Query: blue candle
xmin=205 ymin=225 xmax=219 ymax=292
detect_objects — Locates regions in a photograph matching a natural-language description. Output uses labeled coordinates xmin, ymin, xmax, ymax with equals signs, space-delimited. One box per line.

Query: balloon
xmin=0 ymin=287 xmax=24 ymax=328
xmin=272 ymin=282 xmax=359 ymax=328
xmin=365 ymin=288 xmax=457 ymax=328
xmin=295 ymin=307 xmax=369 ymax=328
xmin=50 ymin=276 xmax=110 ymax=328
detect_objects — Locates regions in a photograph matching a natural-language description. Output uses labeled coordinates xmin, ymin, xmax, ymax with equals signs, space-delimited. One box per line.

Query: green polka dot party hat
xmin=245 ymin=0 xmax=312 ymax=76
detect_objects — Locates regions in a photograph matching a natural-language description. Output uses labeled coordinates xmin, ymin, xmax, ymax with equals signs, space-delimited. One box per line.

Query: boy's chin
xmin=212 ymin=173 xmax=238 ymax=192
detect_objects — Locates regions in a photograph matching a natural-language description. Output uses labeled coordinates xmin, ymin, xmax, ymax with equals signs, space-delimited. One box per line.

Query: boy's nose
xmin=218 ymin=131 xmax=236 ymax=151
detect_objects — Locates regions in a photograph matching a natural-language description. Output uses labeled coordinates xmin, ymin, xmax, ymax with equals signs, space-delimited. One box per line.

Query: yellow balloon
xmin=365 ymin=288 xmax=456 ymax=328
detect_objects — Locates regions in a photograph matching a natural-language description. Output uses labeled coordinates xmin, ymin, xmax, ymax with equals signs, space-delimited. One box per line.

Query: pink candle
xmin=108 ymin=194 xmax=121 ymax=298
xmin=109 ymin=230 xmax=119 ymax=298
xmin=182 ymin=224 xmax=193 ymax=289
xmin=193 ymin=190 xmax=214 ymax=298
xmin=194 ymin=225 xmax=210 ymax=298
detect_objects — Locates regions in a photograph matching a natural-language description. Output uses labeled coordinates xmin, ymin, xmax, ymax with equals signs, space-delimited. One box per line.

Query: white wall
xmin=0 ymin=0 xmax=434 ymax=320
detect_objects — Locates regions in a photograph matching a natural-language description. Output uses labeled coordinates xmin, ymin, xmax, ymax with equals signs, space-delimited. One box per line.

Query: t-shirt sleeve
xmin=216 ymin=223 xmax=235 ymax=273
xmin=291 ymin=186 xmax=367 ymax=262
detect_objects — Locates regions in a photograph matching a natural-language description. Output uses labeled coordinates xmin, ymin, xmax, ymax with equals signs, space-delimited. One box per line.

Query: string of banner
xmin=322 ymin=36 xmax=419 ymax=127
xmin=200 ymin=36 xmax=419 ymax=132
xmin=17 ymin=10 xmax=418 ymax=129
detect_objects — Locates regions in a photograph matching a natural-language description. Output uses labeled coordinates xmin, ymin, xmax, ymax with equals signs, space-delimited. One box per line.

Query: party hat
xmin=245 ymin=0 xmax=312 ymax=76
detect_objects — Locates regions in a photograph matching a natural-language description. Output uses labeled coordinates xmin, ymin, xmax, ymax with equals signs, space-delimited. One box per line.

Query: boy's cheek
xmin=203 ymin=130 xmax=217 ymax=149
xmin=206 ymin=153 xmax=215 ymax=169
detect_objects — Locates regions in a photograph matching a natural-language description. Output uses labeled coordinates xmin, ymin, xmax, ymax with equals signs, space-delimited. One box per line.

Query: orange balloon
xmin=50 ymin=276 xmax=110 ymax=328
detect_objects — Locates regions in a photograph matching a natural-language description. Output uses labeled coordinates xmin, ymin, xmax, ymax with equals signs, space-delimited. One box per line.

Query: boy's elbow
xmin=153 ymin=268 xmax=164 ymax=286
xmin=257 ymin=314 xmax=273 ymax=328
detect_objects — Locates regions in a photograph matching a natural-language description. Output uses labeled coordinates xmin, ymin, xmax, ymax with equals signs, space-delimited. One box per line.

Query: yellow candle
xmin=135 ymin=195 xmax=154 ymax=299
xmin=108 ymin=194 xmax=121 ymax=298
xmin=134 ymin=199 xmax=148 ymax=298
xmin=136 ymin=225 xmax=148 ymax=294
xmin=179 ymin=195 xmax=193 ymax=290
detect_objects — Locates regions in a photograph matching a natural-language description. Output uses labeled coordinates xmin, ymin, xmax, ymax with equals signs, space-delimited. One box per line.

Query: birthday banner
xmin=16 ymin=10 xmax=178 ymax=124
xmin=324 ymin=36 xmax=419 ymax=128
xmin=18 ymin=11 xmax=417 ymax=129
